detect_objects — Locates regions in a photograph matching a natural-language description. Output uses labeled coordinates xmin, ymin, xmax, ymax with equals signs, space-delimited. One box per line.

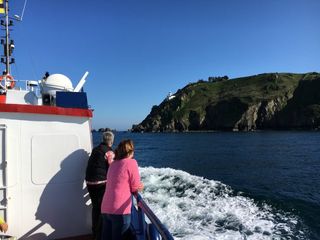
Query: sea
xmin=92 ymin=131 xmax=320 ymax=240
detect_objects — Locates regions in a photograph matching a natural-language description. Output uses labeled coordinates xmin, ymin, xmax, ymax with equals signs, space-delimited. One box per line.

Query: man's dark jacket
xmin=85 ymin=143 xmax=111 ymax=182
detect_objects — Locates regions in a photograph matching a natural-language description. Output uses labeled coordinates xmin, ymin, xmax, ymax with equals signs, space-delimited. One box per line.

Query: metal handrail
xmin=133 ymin=193 xmax=174 ymax=240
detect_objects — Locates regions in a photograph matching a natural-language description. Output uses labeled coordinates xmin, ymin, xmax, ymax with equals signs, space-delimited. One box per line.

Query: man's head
xmin=102 ymin=131 xmax=114 ymax=147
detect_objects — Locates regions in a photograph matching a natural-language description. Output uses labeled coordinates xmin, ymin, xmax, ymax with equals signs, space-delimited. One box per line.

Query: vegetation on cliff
xmin=132 ymin=72 xmax=320 ymax=132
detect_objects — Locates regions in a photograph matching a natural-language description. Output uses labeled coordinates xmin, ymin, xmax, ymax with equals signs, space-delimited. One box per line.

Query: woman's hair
xmin=114 ymin=139 xmax=134 ymax=160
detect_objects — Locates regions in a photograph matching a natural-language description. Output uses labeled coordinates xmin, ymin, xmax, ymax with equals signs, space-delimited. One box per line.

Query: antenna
xmin=1 ymin=0 xmax=28 ymax=77
xmin=14 ymin=0 xmax=27 ymax=21
xmin=74 ymin=71 xmax=89 ymax=92
xmin=1 ymin=0 xmax=13 ymax=75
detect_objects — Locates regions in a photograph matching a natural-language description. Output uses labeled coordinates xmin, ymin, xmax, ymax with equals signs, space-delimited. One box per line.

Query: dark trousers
xmin=101 ymin=214 xmax=131 ymax=240
xmin=87 ymin=184 xmax=106 ymax=240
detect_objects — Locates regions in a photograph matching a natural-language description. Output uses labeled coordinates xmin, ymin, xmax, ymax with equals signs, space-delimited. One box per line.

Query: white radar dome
xmin=42 ymin=74 xmax=74 ymax=96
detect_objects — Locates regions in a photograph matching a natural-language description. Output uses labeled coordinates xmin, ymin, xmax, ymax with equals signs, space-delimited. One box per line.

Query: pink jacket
xmin=101 ymin=157 xmax=141 ymax=215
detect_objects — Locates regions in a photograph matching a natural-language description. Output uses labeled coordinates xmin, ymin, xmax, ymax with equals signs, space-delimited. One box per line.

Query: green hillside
xmin=132 ymin=72 xmax=320 ymax=132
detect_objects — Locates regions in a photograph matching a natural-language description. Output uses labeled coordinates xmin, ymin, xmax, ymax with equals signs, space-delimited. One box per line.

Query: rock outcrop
xmin=132 ymin=72 xmax=320 ymax=132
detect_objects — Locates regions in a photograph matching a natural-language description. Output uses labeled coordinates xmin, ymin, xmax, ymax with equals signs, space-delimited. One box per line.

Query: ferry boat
xmin=0 ymin=1 xmax=173 ymax=239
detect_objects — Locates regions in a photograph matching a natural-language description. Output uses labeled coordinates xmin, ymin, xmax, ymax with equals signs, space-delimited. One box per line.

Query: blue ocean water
xmin=92 ymin=131 xmax=320 ymax=240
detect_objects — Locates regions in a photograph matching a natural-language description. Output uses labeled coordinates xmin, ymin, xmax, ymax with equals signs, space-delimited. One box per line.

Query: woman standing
xmin=101 ymin=139 xmax=143 ymax=240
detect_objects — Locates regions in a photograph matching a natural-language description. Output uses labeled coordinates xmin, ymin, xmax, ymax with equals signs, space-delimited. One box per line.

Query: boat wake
xmin=140 ymin=167 xmax=308 ymax=240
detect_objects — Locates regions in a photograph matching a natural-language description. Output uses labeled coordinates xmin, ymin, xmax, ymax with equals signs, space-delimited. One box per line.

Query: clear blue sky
xmin=8 ymin=0 xmax=320 ymax=130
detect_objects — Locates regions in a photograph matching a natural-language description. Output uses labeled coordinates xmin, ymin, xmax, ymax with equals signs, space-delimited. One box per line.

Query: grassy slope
xmin=172 ymin=73 xmax=303 ymax=121
xmin=138 ymin=72 xmax=320 ymax=130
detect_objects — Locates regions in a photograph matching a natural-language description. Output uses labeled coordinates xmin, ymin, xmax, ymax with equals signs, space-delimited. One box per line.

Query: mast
xmin=4 ymin=0 xmax=10 ymax=74
xmin=1 ymin=0 xmax=15 ymax=76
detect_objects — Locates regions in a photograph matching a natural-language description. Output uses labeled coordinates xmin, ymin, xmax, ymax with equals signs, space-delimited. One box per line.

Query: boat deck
xmin=58 ymin=235 xmax=92 ymax=240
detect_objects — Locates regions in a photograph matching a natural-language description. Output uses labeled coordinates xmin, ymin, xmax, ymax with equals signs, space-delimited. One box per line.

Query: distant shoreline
xmin=129 ymin=128 xmax=320 ymax=133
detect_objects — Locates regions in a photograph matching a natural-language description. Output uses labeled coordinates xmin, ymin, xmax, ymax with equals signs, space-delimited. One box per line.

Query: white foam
xmin=139 ymin=167 xmax=306 ymax=240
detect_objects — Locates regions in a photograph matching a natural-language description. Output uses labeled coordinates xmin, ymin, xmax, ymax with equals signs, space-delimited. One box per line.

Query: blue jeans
xmin=101 ymin=213 xmax=131 ymax=240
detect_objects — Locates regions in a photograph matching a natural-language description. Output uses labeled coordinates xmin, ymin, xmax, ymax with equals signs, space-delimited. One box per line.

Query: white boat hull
xmin=0 ymin=109 xmax=93 ymax=239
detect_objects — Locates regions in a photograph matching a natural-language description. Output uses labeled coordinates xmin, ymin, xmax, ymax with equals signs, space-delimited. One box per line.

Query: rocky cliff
xmin=132 ymin=72 xmax=320 ymax=132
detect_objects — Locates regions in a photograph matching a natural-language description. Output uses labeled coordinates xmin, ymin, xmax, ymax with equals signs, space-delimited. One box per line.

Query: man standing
xmin=85 ymin=131 xmax=114 ymax=240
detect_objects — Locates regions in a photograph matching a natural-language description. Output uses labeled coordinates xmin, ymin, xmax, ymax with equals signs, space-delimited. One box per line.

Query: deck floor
xmin=58 ymin=235 xmax=92 ymax=240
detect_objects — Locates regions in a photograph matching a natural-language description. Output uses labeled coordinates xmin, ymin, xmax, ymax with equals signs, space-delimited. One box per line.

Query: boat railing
xmin=4 ymin=78 xmax=41 ymax=95
xmin=131 ymin=193 xmax=174 ymax=240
